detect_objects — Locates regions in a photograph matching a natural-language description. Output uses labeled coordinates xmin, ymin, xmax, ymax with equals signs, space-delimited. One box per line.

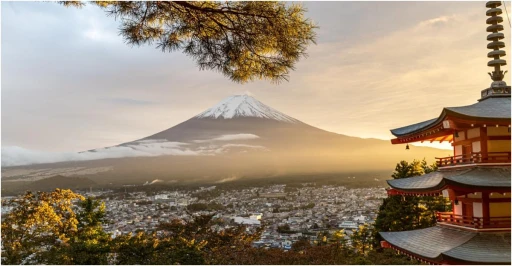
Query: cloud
xmin=418 ymin=15 xmax=454 ymax=28
xmin=213 ymin=144 xmax=269 ymax=154
xmin=2 ymin=140 xmax=198 ymax=167
xmin=1 ymin=139 xmax=267 ymax=167
xmin=194 ymin=134 xmax=260 ymax=143
xmin=216 ymin=175 xmax=239 ymax=183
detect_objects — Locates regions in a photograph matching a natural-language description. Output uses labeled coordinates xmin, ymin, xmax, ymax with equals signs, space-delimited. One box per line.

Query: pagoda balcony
xmin=436 ymin=152 xmax=511 ymax=168
xmin=436 ymin=212 xmax=511 ymax=229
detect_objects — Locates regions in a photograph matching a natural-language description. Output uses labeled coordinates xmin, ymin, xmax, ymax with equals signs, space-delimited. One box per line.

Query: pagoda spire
xmin=480 ymin=1 xmax=511 ymax=100
xmin=486 ymin=1 xmax=507 ymax=81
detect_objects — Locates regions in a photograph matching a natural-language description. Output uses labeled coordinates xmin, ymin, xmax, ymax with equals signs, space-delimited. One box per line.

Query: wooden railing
xmin=436 ymin=212 xmax=511 ymax=229
xmin=436 ymin=152 xmax=511 ymax=167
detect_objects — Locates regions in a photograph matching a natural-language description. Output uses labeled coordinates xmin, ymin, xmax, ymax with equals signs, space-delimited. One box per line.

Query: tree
xmin=1 ymin=189 xmax=85 ymax=264
xmin=374 ymin=195 xmax=423 ymax=232
xmin=391 ymin=159 xmax=422 ymax=179
xmin=111 ymin=231 xmax=206 ymax=265
xmin=301 ymin=202 xmax=315 ymax=209
xmin=156 ymin=214 xmax=263 ymax=264
xmin=291 ymin=237 xmax=311 ymax=252
xmin=47 ymin=198 xmax=112 ymax=265
xmin=330 ymin=229 xmax=347 ymax=246
xmin=277 ymin=224 xmax=291 ymax=233
xmin=421 ymin=158 xmax=438 ymax=174
xmin=392 ymin=158 xmax=438 ymax=179
xmin=374 ymin=159 xmax=449 ymax=244
xmin=350 ymin=224 xmax=373 ymax=255
xmin=2 ymin=190 xmax=113 ymax=265
xmin=61 ymin=1 xmax=317 ymax=83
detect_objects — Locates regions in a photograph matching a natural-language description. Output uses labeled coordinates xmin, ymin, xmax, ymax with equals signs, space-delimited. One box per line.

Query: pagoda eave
xmin=379 ymin=226 xmax=511 ymax=265
xmin=390 ymin=97 xmax=511 ymax=142
xmin=387 ymin=183 xmax=510 ymax=196
xmin=390 ymin=129 xmax=452 ymax=144
xmin=386 ymin=167 xmax=511 ymax=195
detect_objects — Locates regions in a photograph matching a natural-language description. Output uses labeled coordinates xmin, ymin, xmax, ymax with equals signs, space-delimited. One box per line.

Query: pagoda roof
xmin=391 ymin=97 xmax=511 ymax=137
xmin=379 ymin=226 xmax=511 ymax=264
xmin=387 ymin=166 xmax=511 ymax=193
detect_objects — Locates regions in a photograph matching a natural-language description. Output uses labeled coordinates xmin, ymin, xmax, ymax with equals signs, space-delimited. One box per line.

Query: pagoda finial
xmin=486 ymin=1 xmax=507 ymax=81
xmin=481 ymin=1 xmax=511 ymax=100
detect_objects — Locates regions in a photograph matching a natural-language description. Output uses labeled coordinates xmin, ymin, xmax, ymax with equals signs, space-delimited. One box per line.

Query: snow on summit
xmin=195 ymin=95 xmax=299 ymax=123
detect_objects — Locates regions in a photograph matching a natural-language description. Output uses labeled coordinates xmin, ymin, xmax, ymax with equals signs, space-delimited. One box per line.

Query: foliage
xmin=300 ymin=202 xmax=315 ymax=209
xmin=291 ymin=237 xmax=312 ymax=251
xmin=1 ymin=189 xmax=85 ymax=264
xmin=374 ymin=159 xmax=448 ymax=244
xmin=187 ymin=202 xmax=225 ymax=212
xmin=111 ymin=231 xmax=205 ymax=265
xmin=277 ymin=224 xmax=292 ymax=234
xmin=156 ymin=214 xmax=263 ymax=264
xmin=350 ymin=224 xmax=373 ymax=255
xmin=45 ymin=198 xmax=112 ymax=264
xmin=391 ymin=158 xmax=437 ymax=179
xmin=208 ymin=243 xmax=419 ymax=265
xmin=60 ymin=1 xmax=317 ymax=83
xmin=195 ymin=189 xmax=223 ymax=200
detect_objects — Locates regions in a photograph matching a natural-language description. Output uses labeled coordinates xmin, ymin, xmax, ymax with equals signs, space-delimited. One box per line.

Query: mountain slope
xmin=2 ymin=94 xmax=451 ymax=187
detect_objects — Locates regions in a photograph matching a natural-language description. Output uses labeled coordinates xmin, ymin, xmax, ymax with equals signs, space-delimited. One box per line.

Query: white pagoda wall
xmin=473 ymin=202 xmax=483 ymax=217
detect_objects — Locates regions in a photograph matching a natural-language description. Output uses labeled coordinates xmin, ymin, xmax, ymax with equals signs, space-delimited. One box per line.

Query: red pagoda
xmin=379 ymin=1 xmax=511 ymax=264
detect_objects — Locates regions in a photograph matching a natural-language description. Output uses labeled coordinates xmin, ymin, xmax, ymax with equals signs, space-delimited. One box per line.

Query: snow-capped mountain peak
xmin=195 ymin=95 xmax=300 ymax=123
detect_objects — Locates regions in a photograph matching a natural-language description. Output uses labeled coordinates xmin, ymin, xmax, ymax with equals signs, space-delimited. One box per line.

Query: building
xmin=250 ymin=213 xmax=263 ymax=220
xmin=339 ymin=221 xmax=359 ymax=230
xmin=154 ymin=194 xmax=168 ymax=200
xmin=234 ymin=217 xmax=261 ymax=225
xmin=379 ymin=2 xmax=511 ymax=264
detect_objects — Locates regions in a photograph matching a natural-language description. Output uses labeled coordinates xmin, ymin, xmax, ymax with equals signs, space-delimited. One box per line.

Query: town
xmin=68 ymin=184 xmax=388 ymax=250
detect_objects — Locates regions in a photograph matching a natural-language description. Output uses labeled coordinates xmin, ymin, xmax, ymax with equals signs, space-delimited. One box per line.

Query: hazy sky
xmin=2 ymin=1 xmax=511 ymax=152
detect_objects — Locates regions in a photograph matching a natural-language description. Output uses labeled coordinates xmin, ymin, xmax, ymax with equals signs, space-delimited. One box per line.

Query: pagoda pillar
xmin=480 ymin=127 xmax=488 ymax=161
xmin=482 ymin=192 xmax=490 ymax=228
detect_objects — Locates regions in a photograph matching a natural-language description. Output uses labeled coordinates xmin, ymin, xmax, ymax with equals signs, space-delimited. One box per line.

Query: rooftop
xmin=380 ymin=226 xmax=511 ymax=264
xmin=391 ymin=96 xmax=511 ymax=138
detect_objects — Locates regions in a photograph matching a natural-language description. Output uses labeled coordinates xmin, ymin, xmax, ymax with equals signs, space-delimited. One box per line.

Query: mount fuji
xmin=117 ymin=94 xmax=324 ymax=149
xmin=2 ymin=95 xmax=446 ymax=189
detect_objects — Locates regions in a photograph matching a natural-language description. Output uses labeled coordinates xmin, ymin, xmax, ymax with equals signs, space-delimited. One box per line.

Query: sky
xmin=2 ymin=1 xmax=511 ymax=153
